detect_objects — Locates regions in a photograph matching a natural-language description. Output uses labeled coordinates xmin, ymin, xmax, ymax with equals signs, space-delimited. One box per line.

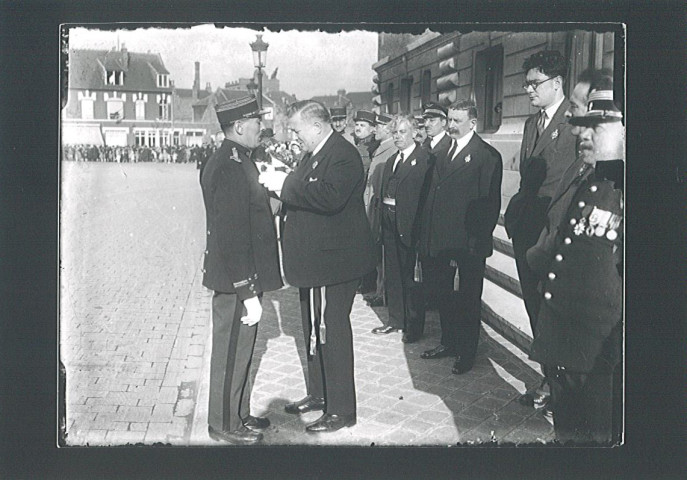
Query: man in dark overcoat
xmin=418 ymin=99 xmax=502 ymax=375
xmin=259 ymin=100 xmax=376 ymax=433
xmin=370 ymin=114 xmax=430 ymax=342
xmin=527 ymin=82 xmax=624 ymax=444
xmin=200 ymin=96 xmax=283 ymax=445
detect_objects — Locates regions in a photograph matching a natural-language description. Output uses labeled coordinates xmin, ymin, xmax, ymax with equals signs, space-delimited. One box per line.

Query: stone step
xmin=481 ymin=278 xmax=532 ymax=354
xmin=492 ymin=224 xmax=514 ymax=258
xmin=485 ymin=249 xmax=522 ymax=297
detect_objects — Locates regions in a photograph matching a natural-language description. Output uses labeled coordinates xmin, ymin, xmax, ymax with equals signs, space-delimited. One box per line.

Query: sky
xmin=66 ymin=25 xmax=379 ymax=99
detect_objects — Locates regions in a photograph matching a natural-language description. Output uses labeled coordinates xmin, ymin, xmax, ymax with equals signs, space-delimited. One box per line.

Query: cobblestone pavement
xmin=60 ymin=162 xmax=553 ymax=447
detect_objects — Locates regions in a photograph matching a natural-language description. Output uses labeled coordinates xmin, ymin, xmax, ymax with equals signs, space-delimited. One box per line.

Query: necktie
xmin=446 ymin=139 xmax=457 ymax=162
xmin=536 ymin=110 xmax=547 ymax=142
xmin=393 ymin=152 xmax=404 ymax=173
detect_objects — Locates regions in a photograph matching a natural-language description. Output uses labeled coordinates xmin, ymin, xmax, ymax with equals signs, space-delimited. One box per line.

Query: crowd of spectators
xmin=62 ymin=144 xmax=218 ymax=167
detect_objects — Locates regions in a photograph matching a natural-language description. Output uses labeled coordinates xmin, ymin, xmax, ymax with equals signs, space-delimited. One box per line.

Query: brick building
xmin=62 ymin=45 xmax=211 ymax=148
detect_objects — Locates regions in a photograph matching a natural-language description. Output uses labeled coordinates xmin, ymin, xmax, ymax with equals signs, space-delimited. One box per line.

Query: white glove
xmin=258 ymin=170 xmax=288 ymax=195
xmin=241 ymin=296 xmax=262 ymax=326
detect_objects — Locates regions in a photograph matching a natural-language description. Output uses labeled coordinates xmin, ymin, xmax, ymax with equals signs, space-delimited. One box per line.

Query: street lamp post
xmin=249 ymin=34 xmax=269 ymax=109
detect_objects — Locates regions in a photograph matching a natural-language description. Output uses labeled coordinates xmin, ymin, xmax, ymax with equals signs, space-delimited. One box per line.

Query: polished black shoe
xmin=208 ymin=425 xmax=263 ymax=445
xmin=420 ymin=345 xmax=455 ymax=359
xmin=402 ymin=332 xmax=420 ymax=343
xmin=451 ymin=356 xmax=474 ymax=375
xmin=372 ymin=325 xmax=401 ymax=334
xmin=305 ymin=413 xmax=356 ymax=433
xmin=284 ymin=395 xmax=325 ymax=414
xmin=243 ymin=415 xmax=270 ymax=430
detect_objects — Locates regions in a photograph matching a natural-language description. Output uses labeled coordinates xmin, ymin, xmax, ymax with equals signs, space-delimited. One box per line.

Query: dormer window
xmin=106 ymin=70 xmax=124 ymax=86
xmin=157 ymin=74 xmax=169 ymax=88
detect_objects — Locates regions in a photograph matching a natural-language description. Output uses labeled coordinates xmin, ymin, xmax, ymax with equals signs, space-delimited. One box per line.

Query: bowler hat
xmin=569 ymin=89 xmax=623 ymax=126
xmin=330 ymin=107 xmax=347 ymax=120
xmin=215 ymin=95 xmax=267 ymax=126
xmin=422 ymin=102 xmax=447 ymax=119
xmin=354 ymin=110 xmax=376 ymax=124
xmin=375 ymin=113 xmax=393 ymax=126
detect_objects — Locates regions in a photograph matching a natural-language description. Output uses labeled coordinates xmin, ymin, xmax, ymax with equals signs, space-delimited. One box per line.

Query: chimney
xmin=206 ymin=82 xmax=212 ymax=93
xmin=121 ymin=43 xmax=127 ymax=52
xmin=192 ymin=61 xmax=200 ymax=100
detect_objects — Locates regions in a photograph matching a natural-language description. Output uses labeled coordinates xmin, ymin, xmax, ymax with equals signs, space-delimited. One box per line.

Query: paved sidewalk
xmin=60 ymin=162 xmax=553 ymax=447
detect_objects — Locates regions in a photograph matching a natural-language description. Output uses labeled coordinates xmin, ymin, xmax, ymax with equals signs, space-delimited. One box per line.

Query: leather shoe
xmin=451 ymin=356 xmax=473 ymax=375
xmin=208 ymin=425 xmax=263 ymax=445
xmin=284 ymin=395 xmax=325 ymax=414
xmin=243 ymin=415 xmax=270 ymax=430
xmin=402 ymin=332 xmax=420 ymax=343
xmin=372 ymin=325 xmax=401 ymax=334
xmin=420 ymin=345 xmax=455 ymax=359
xmin=305 ymin=413 xmax=356 ymax=433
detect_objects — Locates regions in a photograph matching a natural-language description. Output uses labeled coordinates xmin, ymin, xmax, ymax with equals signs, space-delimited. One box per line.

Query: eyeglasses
xmin=522 ymin=77 xmax=555 ymax=91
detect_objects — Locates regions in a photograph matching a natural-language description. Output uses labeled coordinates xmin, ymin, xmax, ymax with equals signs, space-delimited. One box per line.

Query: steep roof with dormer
xmin=68 ymin=48 xmax=172 ymax=92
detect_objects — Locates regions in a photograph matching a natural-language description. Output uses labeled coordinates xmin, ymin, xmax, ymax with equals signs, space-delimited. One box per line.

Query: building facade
xmin=372 ymin=29 xmax=619 ymax=201
xmin=62 ymin=46 xmax=210 ymax=148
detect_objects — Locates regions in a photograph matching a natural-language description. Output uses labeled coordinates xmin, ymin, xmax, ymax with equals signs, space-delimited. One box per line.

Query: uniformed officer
xmin=421 ymin=102 xmax=451 ymax=160
xmin=259 ymin=100 xmax=376 ymax=433
xmin=371 ymin=115 xmax=430 ymax=341
xmin=200 ymin=96 xmax=283 ymax=445
xmin=362 ymin=113 xmax=396 ymax=307
xmin=527 ymin=81 xmax=624 ymax=443
xmin=353 ymin=110 xmax=380 ymax=178
xmin=330 ymin=106 xmax=354 ymax=143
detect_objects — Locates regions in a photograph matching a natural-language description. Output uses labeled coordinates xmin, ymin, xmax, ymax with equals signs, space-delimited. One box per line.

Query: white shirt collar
xmin=430 ymin=130 xmax=446 ymax=148
xmin=398 ymin=142 xmax=416 ymax=159
xmin=393 ymin=143 xmax=416 ymax=170
xmin=542 ymin=96 xmax=565 ymax=127
xmin=451 ymin=130 xmax=475 ymax=159
xmin=311 ymin=129 xmax=334 ymax=157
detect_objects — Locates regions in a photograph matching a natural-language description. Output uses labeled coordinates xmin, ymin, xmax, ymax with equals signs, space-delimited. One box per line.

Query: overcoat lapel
xmin=439 ymin=135 xmax=478 ymax=183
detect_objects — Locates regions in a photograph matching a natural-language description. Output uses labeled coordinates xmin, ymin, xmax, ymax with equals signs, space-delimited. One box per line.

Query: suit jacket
xmin=529 ymin=167 xmax=624 ymax=373
xmin=365 ymin=137 xmax=397 ymax=242
xmin=200 ymin=139 xmax=283 ymax=299
xmin=379 ymin=144 xmax=431 ymax=248
xmin=280 ymin=131 xmax=376 ymax=288
xmin=504 ymin=99 xmax=577 ymax=239
xmin=419 ymin=133 xmax=503 ymax=259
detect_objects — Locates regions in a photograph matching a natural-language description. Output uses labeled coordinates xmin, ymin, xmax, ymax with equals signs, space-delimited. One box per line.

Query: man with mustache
xmin=417 ymin=99 xmax=502 ymax=375
xmin=526 ymin=77 xmax=624 ymax=443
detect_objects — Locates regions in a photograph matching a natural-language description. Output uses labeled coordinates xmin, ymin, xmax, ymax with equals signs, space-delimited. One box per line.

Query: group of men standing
xmin=198 ymin=48 xmax=623 ymax=445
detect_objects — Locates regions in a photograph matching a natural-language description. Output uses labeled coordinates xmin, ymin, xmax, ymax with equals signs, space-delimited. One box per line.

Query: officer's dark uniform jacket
xmin=280 ymin=131 xmax=376 ymax=288
xmin=528 ymin=161 xmax=624 ymax=373
xmin=200 ymin=139 xmax=283 ymax=299
xmin=378 ymin=144 xmax=431 ymax=248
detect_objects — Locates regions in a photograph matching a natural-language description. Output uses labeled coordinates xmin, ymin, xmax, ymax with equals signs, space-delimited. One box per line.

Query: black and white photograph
xmin=57 ymin=23 xmax=628 ymax=448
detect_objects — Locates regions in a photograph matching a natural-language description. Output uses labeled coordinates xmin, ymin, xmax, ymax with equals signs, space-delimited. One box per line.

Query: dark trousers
xmin=424 ymin=252 xmax=485 ymax=365
xmin=208 ymin=292 xmax=258 ymax=432
xmin=382 ymin=208 xmax=425 ymax=334
xmin=549 ymin=366 xmax=615 ymax=444
xmin=298 ymin=278 xmax=358 ymax=417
